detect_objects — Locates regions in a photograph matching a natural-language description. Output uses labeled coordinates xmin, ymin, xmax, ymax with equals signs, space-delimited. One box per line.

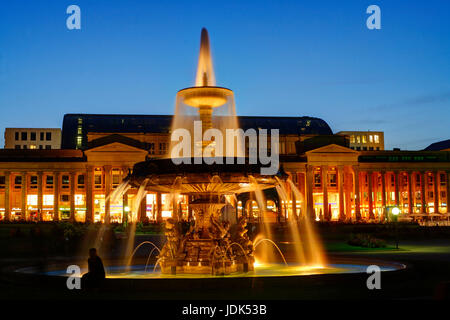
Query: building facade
xmin=0 ymin=114 xmax=449 ymax=224
xmin=4 ymin=128 xmax=61 ymax=150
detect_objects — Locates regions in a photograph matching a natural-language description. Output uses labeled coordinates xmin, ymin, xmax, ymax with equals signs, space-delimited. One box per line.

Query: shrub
xmin=348 ymin=233 xmax=386 ymax=248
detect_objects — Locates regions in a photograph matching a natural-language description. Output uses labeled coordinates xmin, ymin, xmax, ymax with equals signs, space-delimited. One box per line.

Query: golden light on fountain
xmin=176 ymin=28 xmax=234 ymax=132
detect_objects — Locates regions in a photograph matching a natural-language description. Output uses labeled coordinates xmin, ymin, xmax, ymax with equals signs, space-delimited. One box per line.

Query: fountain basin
xmin=127 ymin=157 xmax=287 ymax=194
xmin=178 ymin=86 xmax=233 ymax=108
xmin=22 ymin=262 xmax=402 ymax=279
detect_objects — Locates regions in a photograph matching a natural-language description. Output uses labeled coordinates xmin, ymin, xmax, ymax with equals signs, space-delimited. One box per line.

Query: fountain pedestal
xmin=158 ymin=196 xmax=254 ymax=275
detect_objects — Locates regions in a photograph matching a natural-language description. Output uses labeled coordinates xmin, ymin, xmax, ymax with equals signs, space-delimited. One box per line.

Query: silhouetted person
xmin=82 ymin=248 xmax=105 ymax=290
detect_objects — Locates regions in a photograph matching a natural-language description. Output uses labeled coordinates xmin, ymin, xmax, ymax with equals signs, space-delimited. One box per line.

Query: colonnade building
xmin=0 ymin=113 xmax=449 ymax=224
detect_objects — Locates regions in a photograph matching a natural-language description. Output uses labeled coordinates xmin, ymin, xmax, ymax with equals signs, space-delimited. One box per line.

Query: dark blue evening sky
xmin=0 ymin=0 xmax=449 ymax=150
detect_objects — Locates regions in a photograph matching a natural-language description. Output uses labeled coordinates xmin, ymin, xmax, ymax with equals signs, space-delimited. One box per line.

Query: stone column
xmin=21 ymin=172 xmax=27 ymax=221
xmin=394 ymin=171 xmax=400 ymax=208
xmin=353 ymin=166 xmax=361 ymax=221
xmin=321 ymin=165 xmax=329 ymax=221
xmin=421 ymin=171 xmax=427 ymax=214
xmin=156 ymin=192 xmax=162 ymax=223
xmin=86 ymin=166 xmax=94 ymax=223
xmin=140 ymin=194 xmax=147 ymax=222
xmin=344 ymin=168 xmax=352 ymax=220
xmin=37 ymin=171 xmax=43 ymax=221
xmin=338 ymin=165 xmax=345 ymax=221
xmin=381 ymin=171 xmax=387 ymax=221
xmin=434 ymin=171 xmax=439 ymax=214
xmin=408 ymin=171 xmax=414 ymax=214
xmin=69 ymin=172 xmax=76 ymax=222
xmin=104 ymin=166 xmax=112 ymax=224
xmin=4 ymin=172 xmax=10 ymax=221
xmin=53 ymin=172 xmax=60 ymax=221
xmin=368 ymin=171 xmax=374 ymax=220
xmin=305 ymin=165 xmax=314 ymax=220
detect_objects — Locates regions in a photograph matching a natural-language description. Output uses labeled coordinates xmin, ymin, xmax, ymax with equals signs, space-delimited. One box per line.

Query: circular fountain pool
xmin=17 ymin=260 xmax=405 ymax=279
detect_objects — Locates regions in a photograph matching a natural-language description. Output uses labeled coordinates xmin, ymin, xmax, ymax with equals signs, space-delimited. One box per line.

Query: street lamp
xmin=123 ymin=206 xmax=130 ymax=227
xmin=392 ymin=207 xmax=400 ymax=249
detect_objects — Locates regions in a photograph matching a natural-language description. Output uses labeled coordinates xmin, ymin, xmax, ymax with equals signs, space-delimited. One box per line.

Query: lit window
xmin=94 ymin=169 xmax=103 ymax=189
xmin=46 ymin=175 xmax=54 ymax=187
xmin=27 ymin=195 xmax=38 ymax=206
xmin=43 ymin=195 xmax=54 ymax=206
xmin=14 ymin=176 xmax=22 ymax=188
xmin=329 ymin=174 xmax=337 ymax=187
xmin=356 ymin=136 xmax=361 ymax=143
xmin=374 ymin=135 xmax=379 ymax=143
xmin=350 ymin=135 xmax=355 ymax=143
xmin=369 ymin=135 xmax=373 ymax=143
xmin=30 ymin=145 xmax=37 ymax=149
xmin=30 ymin=176 xmax=38 ymax=188
xmin=362 ymin=135 xmax=367 ymax=143
xmin=62 ymin=175 xmax=69 ymax=189
xmin=314 ymin=173 xmax=321 ymax=187
xmin=75 ymin=194 xmax=85 ymax=206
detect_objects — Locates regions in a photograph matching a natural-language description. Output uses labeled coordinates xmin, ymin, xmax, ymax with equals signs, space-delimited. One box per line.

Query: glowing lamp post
xmin=123 ymin=206 xmax=130 ymax=226
xmin=392 ymin=207 xmax=400 ymax=249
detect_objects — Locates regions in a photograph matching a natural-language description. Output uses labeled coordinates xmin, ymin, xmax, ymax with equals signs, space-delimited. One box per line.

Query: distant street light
xmin=392 ymin=207 xmax=400 ymax=216
xmin=123 ymin=206 xmax=130 ymax=227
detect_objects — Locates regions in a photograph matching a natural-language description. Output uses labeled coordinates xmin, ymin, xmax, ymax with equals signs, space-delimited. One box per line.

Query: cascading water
xmin=275 ymin=177 xmax=326 ymax=267
xmin=248 ymin=175 xmax=277 ymax=263
xmin=89 ymin=28 xmax=328 ymax=275
xmin=123 ymin=179 xmax=148 ymax=270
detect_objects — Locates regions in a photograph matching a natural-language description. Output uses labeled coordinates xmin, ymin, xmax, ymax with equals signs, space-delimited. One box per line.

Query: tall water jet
xmin=195 ymin=28 xmax=216 ymax=87
xmin=170 ymin=28 xmax=242 ymax=158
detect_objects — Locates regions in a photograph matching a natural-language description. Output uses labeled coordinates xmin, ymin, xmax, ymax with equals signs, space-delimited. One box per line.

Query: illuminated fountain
xmin=124 ymin=28 xmax=325 ymax=275
xmin=14 ymin=29 xmax=405 ymax=282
